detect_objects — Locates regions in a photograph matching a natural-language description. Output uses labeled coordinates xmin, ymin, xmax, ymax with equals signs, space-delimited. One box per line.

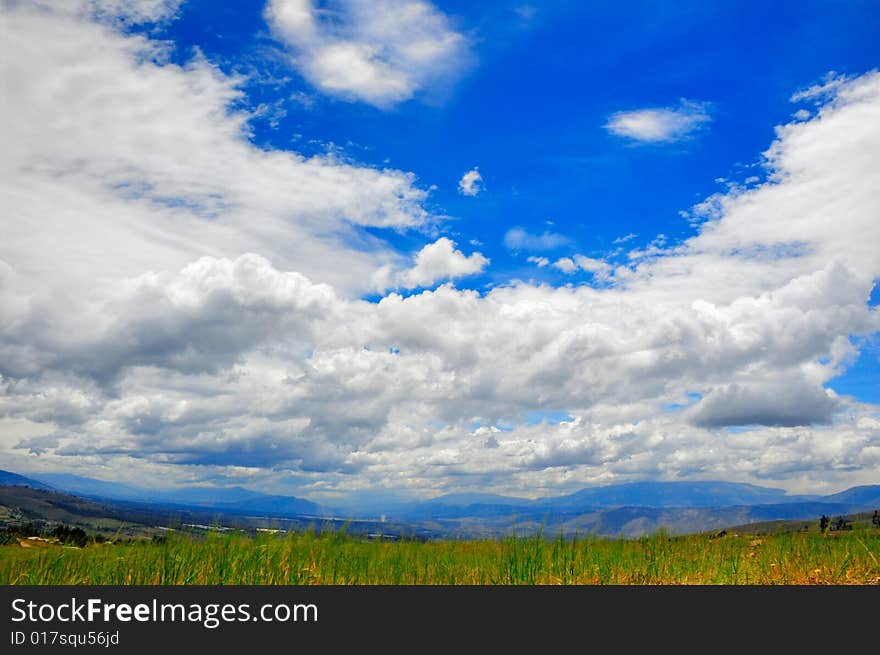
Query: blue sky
xmin=168 ymin=0 xmax=880 ymax=400
xmin=0 ymin=0 xmax=878 ymax=500
xmin=162 ymin=1 xmax=877 ymax=254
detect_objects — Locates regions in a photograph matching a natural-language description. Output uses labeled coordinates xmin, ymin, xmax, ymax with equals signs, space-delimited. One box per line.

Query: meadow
xmin=2 ymin=529 xmax=879 ymax=585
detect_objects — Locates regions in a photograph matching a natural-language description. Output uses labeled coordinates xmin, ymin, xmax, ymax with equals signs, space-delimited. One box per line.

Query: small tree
xmin=68 ymin=527 xmax=88 ymax=547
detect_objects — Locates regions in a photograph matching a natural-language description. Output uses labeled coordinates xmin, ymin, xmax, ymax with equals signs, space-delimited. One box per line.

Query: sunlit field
xmin=3 ymin=530 xmax=879 ymax=585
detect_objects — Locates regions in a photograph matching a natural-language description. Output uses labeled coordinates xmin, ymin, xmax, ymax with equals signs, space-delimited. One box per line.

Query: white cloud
xmin=383 ymin=238 xmax=488 ymax=289
xmin=527 ymin=256 xmax=549 ymax=268
xmin=458 ymin=167 xmax=483 ymax=196
xmin=790 ymin=71 xmax=851 ymax=104
xmin=1 ymin=7 xmax=879 ymax=500
xmin=690 ymin=377 xmax=839 ymax=428
xmin=0 ymin=2 xmax=431 ymax=299
xmin=26 ymin=0 xmax=184 ymax=24
xmin=550 ymin=255 xmax=612 ymax=278
xmin=93 ymin=0 xmax=182 ymax=22
xmin=552 ymin=257 xmax=577 ymax=274
xmin=265 ymin=0 xmax=470 ymax=107
xmin=504 ymin=227 xmax=570 ymax=251
xmin=573 ymin=255 xmax=612 ymax=278
xmin=605 ymin=99 xmax=711 ymax=143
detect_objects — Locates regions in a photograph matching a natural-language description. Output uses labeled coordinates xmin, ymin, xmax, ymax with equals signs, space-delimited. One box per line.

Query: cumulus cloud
xmin=504 ymin=227 xmax=570 ymax=251
xmin=387 ymin=238 xmax=488 ymax=289
xmin=1 ymin=253 xmax=341 ymax=389
xmin=606 ymin=99 xmax=711 ymax=143
xmin=265 ymin=0 xmax=470 ymax=107
xmin=550 ymin=255 xmax=612 ymax=278
xmin=573 ymin=255 xmax=612 ymax=278
xmin=1 ymin=3 xmax=879 ymax=500
xmin=458 ymin=167 xmax=483 ymax=196
xmin=691 ymin=378 xmax=840 ymax=428
xmin=552 ymin=257 xmax=577 ymax=273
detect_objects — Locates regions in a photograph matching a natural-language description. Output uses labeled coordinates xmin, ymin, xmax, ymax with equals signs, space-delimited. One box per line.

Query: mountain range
xmin=2 ymin=468 xmax=878 ymax=538
xmin=7 ymin=470 xmax=323 ymax=517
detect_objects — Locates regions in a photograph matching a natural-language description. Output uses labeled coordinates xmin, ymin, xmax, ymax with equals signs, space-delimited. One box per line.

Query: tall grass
xmin=2 ymin=530 xmax=879 ymax=585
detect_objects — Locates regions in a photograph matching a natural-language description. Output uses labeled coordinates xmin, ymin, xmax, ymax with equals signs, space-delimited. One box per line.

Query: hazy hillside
xmin=0 ymin=470 xmax=54 ymax=491
xmin=821 ymin=485 xmax=880 ymax=507
xmin=30 ymin=471 xmax=324 ymax=516
xmin=542 ymin=480 xmax=817 ymax=509
xmin=725 ymin=509 xmax=880 ymax=535
xmin=6 ymin=469 xmax=878 ymax=539
xmin=0 ymin=484 xmax=164 ymax=539
xmin=0 ymin=485 xmax=438 ymax=541
xmin=553 ymin=502 xmax=870 ymax=538
xmin=398 ymin=480 xmax=828 ymax=522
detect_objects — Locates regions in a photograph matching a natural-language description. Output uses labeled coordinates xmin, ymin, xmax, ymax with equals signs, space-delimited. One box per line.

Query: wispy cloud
xmin=790 ymin=71 xmax=851 ymax=103
xmin=514 ymin=5 xmax=537 ymax=21
xmin=30 ymin=0 xmax=185 ymax=24
xmin=605 ymin=99 xmax=711 ymax=143
xmin=527 ymin=256 xmax=549 ymax=268
xmin=504 ymin=227 xmax=569 ymax=251
xmin=265 ymin=0 xmax=471 ymax=107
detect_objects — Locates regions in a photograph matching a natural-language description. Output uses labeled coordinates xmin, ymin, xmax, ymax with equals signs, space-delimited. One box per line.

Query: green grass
xmin=2 ymin=530 xmax=879 ymax=585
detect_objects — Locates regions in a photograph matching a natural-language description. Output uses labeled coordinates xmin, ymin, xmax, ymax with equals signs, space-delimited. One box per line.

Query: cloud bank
xmin=1 ymin=5 xmax=878 ymax=500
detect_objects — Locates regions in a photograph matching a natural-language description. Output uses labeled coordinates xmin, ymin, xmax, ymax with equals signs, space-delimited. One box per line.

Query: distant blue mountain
xmin=399 ymin=481 xmax=844 ymax=521
xmin=33 ymin=472 xmax=149 ymax=501
xmin=29 ymin=471 xmax=323 ymax=516
xmin=9 ymin=469 xmax=877 ymax=531
xmin=212 ymin=494 xmax=324 ymax=517
xmin=427 ymin=493 xmax=532 ymax=506
xmin=541 ymin=481 xmax=818 ymax=510
xmin=821 ymin=485 xmax=880 ymax=507
xmin=550 ymin=501 xmax=871 ymax=538
xmin=0 ymin=469 xmax=54 ymax=491
xmin=155 ymin=486 xmax=269 ymax=506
